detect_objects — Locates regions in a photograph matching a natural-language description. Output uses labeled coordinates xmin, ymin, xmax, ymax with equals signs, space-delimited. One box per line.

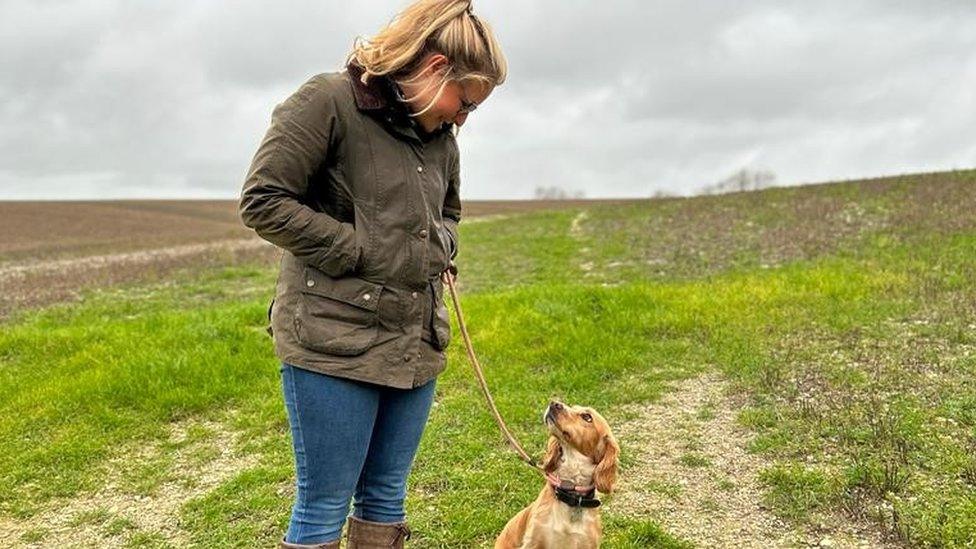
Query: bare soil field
xmin=0 ymin=200 xmax=252 ymax=263
xmin=0 ymin=238 xmax=279 ymax=319
xmin=0 ymin=198 xmax=641 ymax=319
xmin=0 ymin=198 xmax=637 ymax=264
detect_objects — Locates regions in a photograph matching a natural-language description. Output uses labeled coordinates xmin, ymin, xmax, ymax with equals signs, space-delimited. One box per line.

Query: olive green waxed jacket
xmin=239 ymin=62 xmax=460 ymax=389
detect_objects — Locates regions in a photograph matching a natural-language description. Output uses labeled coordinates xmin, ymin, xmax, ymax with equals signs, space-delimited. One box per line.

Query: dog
xmin=495 ymin=400 xmax=620 ymax=549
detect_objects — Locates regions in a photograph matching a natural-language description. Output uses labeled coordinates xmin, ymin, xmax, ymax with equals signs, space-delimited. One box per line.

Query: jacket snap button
xmin=411 ymin=291 xmax=418 ymax=299
xmin=416 ymin=165 xmax=424 ymax=173
xmin=306 ymin=280 xmax=315 ymax=287
xmin=419 ymin=229 xmax=428 ymax=238
xmin=363 ymin=293 xmax=371 ymax=301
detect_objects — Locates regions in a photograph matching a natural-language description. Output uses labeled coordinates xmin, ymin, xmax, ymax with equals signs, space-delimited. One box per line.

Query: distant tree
xmin=701 ymin=168 xmax=777 ymax=195
xmin=534 ymin=185 xmax=585 ymax=200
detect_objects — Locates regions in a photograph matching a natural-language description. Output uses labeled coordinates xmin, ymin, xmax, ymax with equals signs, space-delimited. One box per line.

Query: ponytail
xmin=348 ymin=0 xmax=507 ymax=93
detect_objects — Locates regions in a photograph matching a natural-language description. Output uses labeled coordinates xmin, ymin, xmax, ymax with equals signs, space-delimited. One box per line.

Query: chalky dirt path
xmin=0 ymin=416 xmax=261 ymax=547
xmin=609 ymin=373 xmax=899 ymax=548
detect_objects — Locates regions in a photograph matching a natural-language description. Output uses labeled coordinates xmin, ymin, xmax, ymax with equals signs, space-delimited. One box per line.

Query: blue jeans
xmin=280 ymin=363 xmax=437 ymax=544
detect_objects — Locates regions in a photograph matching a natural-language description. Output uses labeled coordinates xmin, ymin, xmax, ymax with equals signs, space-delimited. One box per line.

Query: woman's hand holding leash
xmin=440 ymin=260 xmax=458 ymax=284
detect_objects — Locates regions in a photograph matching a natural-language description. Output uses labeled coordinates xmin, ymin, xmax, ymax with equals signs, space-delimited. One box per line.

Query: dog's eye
xmin=581 ymin=413 xmax=593 ymax=423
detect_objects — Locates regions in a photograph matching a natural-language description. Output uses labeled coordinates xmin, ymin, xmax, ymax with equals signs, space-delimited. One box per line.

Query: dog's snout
xmin=544 ymin=401 xmax=563 ymax=425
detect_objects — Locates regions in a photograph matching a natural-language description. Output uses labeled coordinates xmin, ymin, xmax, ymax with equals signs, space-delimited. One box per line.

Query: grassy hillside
xmin=0 ymin=169 xmax=974 ymax=547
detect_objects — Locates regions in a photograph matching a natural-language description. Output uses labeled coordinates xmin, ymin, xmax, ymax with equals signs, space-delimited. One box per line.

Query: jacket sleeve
xmin=239 ymin=78 xmax=361 ymax=277
xmin=442 ymin=138 xmax=461 ymax=260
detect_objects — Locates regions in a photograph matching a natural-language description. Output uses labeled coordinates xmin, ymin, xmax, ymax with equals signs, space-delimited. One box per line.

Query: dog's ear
xmin=542 ymin=435 xmax=563 ymax=473
xmin=593 ymin=434 xmax=619 ymax=493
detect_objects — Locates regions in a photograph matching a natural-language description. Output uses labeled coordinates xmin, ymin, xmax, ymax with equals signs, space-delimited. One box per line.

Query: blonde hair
xmin=348 ymin=0 xmax=507 ymax=117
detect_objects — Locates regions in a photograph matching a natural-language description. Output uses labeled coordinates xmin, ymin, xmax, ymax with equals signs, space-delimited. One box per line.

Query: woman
xmin=238 ymin=1 xmax=506 ymax=547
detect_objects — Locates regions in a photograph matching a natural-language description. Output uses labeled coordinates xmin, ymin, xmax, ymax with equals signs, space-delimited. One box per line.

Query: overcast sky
xmin=1 ymin=0 xmax=974 ymax=200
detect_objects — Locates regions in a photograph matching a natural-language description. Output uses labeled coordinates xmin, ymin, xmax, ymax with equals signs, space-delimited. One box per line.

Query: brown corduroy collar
xmin=346 ymin=61 xmax=393 ymax=112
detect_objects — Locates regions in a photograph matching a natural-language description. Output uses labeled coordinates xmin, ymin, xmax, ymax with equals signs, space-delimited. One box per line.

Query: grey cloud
xmin=0 ymin=0 xmax=974 ymax=200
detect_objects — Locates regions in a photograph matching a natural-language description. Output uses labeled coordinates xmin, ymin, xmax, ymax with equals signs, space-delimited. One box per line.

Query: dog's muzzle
xmin=544 ymin=401 xmax=563 ymax=425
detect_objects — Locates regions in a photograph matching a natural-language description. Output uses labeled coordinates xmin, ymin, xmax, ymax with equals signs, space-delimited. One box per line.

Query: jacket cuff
xmin=443 ymin=218 xmax=458 ymax=260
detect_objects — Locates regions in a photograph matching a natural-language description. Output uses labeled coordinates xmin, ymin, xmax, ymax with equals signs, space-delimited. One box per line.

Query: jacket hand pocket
xmin=295 ymin=266 xmax=383 ymax=356
xmin=429 ymin=280 xmax=452 ymax=351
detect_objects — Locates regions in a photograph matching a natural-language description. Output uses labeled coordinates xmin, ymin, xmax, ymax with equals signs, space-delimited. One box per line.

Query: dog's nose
xmin=550 ymin=401 xmax=563 ymax=410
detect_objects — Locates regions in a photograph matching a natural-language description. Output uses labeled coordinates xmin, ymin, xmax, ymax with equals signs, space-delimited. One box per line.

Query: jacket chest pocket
xmin=295 ymin=266 xmax=384 ymax=356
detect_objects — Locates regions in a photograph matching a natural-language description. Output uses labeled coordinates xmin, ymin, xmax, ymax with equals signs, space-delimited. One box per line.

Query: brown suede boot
xmin=279 ymin=535 xmax=341 ymax=548
xmin=345 ymin=515 xmax=411 ymax=548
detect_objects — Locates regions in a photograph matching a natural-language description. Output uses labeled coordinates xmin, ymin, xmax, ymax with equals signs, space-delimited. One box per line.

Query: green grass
xmin=678 ymin=453 xmax=711 ymax=468
xmin=2 ymin=169 xmax=975 ymax=547
xmin=758 ymin=464 xmax=834 ymax=521
xmin=604 ymin=516 xmax=696 ymax=549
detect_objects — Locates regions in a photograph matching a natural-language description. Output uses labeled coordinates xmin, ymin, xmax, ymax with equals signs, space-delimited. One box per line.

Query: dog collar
xmin=547 ymin=473 xmax=601 ymax=508
xmin=552 ymin=485 xmax=601 ymax=508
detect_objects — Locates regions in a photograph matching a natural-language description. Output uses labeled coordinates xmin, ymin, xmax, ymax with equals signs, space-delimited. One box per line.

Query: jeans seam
xmin=285 ymin=365 xmax=308 ymax=542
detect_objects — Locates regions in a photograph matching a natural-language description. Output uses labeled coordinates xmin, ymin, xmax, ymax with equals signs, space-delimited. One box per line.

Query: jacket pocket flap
xmin=302 ymin=266 xmax=382 ymax=312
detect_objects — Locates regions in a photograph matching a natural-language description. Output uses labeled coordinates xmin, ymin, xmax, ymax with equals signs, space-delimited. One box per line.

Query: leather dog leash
xmin=442 ymin=270 xmax=545 ymax=476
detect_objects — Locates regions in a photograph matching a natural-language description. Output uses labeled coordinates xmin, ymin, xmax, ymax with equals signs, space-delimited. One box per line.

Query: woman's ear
xmin=421 ymin=52 xmax=451 ymax=76
xmin=593 ymin=434 xmax=619 ymax=493
xmin=542 ymin=435 xmax=563 ymax=473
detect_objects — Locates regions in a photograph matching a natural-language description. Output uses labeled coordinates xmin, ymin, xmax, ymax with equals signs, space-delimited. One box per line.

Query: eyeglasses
xmin=457 ymin=86 xmax=478 ymax=115
xmin=458 ymin=98 xmax=478 ymax=115
xmin=454 ymin=78 xmax=478 ymax=116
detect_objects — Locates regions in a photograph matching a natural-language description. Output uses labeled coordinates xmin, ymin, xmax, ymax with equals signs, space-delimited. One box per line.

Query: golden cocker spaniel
xmin=495 ymin=400 xmax=620 ymax=549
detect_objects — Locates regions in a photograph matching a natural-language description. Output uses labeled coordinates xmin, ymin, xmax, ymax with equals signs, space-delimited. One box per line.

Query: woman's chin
xmin=419 ymin=121 xmax=447 ymax=134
